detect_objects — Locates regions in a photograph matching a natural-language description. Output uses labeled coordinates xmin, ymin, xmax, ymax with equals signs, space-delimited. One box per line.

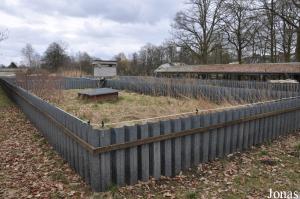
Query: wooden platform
xmin=78 ymin=88 xmax=119 ymax=101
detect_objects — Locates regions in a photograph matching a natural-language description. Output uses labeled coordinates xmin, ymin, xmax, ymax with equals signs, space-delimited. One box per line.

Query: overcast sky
xmin=0 ymin=0 xmax=184 ymax=65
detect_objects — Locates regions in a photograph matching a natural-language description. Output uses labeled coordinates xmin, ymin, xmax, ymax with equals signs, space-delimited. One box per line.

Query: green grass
xmin=186 ymin=191 xmax=197 ymax=199
xmin=50 ymin=170 xmax=69 ymax=184
xmin=0 ymin=86 xmax=12 ymax=108
xmin=295 ymin=142 xmax=300 ymax=152
xmin=259 ymin=150 xmax=268 ymax=156
xmin=107 ymin=183 xmax=118 ymax=197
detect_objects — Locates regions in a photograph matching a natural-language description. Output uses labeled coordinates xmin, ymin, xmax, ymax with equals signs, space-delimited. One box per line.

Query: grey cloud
xmin=1 ymin=0 xmax=183 ymax=23
xmin=0 ymin=0 xmax=184 ymax=65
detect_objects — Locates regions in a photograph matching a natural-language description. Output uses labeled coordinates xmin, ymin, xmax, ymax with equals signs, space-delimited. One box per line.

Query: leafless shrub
xmin=15 ymin=69 xmax=64 ymax=103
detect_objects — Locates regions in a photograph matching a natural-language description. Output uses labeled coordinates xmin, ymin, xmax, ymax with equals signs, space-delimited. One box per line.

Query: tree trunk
xmin=270 ymin=22 xmax=274 ymax=62
xmin=284 ymin=54 xmax=290 ymax=62
xmin=202 ymin=48 xmax=208 ymax=64
xmin=238 ymin=47 xmax=242 ymax=64
xmin=270 ymin=0 xmax=275 ymax=63
xmin=296 ymin=28 xmax=300 ymax=62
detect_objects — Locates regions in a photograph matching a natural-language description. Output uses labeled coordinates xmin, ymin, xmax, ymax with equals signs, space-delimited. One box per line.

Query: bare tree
xmin=172 ymin=0 xmax=225 ymax=64
xmin=261 ymin=0 xmax=300 ymax=61
xmin=21 ymin=43 xmax=34 ymax=67
xmin=77 ymin=52 xmax=93 ymax=75
xmin=0 ymin=29 xmax=8 ymax=43
xmin=277 ymin=1 xmax=296 ymax=62
xmin=292 ymin=0 xmax=300 ymax=8
xmin=222 ymin=0 xmax=259 ymax=64
xmin=251 ymin=27 xmax=269 ymax=62
xmin=21 ymin=43 xmax=41 ymax=68
xmin=263 ymin=0 xmax=277 ymax=62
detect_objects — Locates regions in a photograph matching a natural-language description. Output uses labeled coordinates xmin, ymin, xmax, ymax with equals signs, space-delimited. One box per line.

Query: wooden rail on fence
xmin=1 ymin=77 xmax=300 ymax=192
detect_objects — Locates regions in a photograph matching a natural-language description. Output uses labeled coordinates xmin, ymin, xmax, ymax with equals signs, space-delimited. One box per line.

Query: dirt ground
xmin=0 ymin=88 xmax=93 ymax=198
xmin=53 ymin=89 xmax=233 ymax=128
xmin=1 ymin=86 xmax=299 ymax=199
xmin=113 ymin=133 xmax=300 ymax=199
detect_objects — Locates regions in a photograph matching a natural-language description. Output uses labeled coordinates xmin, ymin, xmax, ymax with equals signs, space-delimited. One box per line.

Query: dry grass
xmin=57 ymin=69 xmax=88 ymax=77
xmin=15 ymin=72 xmax=64 ymax=104
xmin=53 ymin=89 xmax=234 ymax=128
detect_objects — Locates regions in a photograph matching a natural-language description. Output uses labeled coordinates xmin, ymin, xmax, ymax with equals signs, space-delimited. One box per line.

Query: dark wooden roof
xmin=154 ymin=63 xmax=300 ymax=74
xmin=78 ymin=88 xmax=119 ymax=96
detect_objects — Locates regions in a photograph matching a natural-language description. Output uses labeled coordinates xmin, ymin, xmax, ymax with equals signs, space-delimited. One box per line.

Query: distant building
xmin=154 ymin=62 xmax=300 ymax=81
xmin=0 ymin=67 xmax=28 ymax=77
xmin=92 ymin=59 xmax=117 ymax=77
xmin=8 ymin=62 xmax=18 ymax=68
xmin=243 ymin=53 xmax=296 ymax=64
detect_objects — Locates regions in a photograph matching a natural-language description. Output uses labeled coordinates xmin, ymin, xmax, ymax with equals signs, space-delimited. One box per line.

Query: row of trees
xmin=1 ymin=0 xmax=299 ymax=75
xmin=117 ymin=0 xmax=300 ymax=75
xmin=21 ymin=42 xmax=93 ymax=74
xmin=0 ymin=32 xmax=94 ymax=75
xmin=116 ymin=42 xmax=231 ymax=75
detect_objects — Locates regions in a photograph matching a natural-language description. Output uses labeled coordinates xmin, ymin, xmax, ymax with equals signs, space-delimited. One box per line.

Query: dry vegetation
xmin=15 ymin=71 xmax=64 ymax=104
xmin=0 ymin=86 xmax=13 ymax=108
xmin=0 ymin=86 xmax=92 ymax=198
xmin=53 ymin=89 xmax=234 ymax=128
xmin=57 ymin=69 xmax=89 ymax=77
xmin=111 ymin=133 xmax=300 ymax=199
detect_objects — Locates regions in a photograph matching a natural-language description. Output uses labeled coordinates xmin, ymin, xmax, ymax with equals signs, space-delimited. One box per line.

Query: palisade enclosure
xmin=0 ymin=76 xmax=300 ymax=192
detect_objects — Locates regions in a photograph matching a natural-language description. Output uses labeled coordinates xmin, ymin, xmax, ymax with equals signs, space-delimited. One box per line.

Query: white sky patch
xmin=0 ymin=0 xmax=184 ymax=65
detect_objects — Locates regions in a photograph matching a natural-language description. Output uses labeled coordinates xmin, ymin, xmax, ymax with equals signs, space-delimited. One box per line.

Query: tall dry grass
xmin=15 ymin=70 xmax=64 ymax=103
xmin=54 ymin=90 xmax=235 ymax=128
xmin=57 ymin=69 xmax=89 ymax=77
xmin=115 ymin=76 xmax=280 ymax=103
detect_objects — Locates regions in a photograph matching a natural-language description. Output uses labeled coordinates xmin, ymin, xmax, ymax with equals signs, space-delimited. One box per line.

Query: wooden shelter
xmin=154 ymin=62 xmax=300 ymax=81
xmin=78 ymin=88 xmax=119 ymax=101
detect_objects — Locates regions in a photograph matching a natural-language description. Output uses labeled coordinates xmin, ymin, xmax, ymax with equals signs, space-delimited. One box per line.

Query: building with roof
xmin=154 ymin=62 xmax=300 ymax=81
xmin=92 ymin=59 xmax=117 ymax=77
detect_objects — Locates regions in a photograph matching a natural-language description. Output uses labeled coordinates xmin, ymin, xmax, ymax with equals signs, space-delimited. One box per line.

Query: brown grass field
xmin=52 ymin=89 xmax=236 ymax=128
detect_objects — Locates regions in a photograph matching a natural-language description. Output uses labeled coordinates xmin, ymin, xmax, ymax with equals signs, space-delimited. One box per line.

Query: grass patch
xmin=0 ymin=86 xmax=13 ymax=108
xmin=295 ymin=142 xmax=300 ymax=152
xmin=107 ymin=183 xmax=118 ymax=197
xmin=50 ymin=171 xmax=69 ymax=184
xmin=294 ymin=144 xmax=300 ymax=159
xmin=186 ymin=191 xmax=197 ymax=199
xmin=50 ymin=191 xmax=65 ymax=199
xmin=53 ymin=89 xmax=234 ymax=128
xmin=259 ymin=150 xmax=268 ymax=156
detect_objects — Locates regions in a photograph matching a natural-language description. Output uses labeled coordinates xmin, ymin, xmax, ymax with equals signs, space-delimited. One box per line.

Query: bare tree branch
xmin=292 ymin=0 xmax=300 ymax=9
xmin=0 ymin=29 xmax=8 ymax=43
xmin=171 ymin=0 xmax=225 ymax=64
